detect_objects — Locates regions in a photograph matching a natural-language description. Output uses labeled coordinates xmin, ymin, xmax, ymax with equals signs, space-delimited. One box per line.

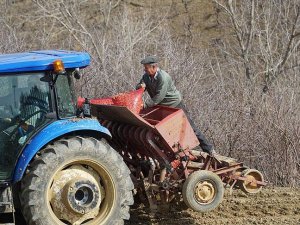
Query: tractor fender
xmin=12 ymin=118 xmax=111 ymax=182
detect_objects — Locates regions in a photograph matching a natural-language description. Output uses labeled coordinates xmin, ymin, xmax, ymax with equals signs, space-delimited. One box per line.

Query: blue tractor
xmin=0 ymin=50 xmax=133 ymax=225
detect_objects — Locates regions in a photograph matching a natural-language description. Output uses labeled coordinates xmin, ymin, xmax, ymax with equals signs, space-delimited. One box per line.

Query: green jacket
xmin=136 ymin=69 xmax=182 ymax=107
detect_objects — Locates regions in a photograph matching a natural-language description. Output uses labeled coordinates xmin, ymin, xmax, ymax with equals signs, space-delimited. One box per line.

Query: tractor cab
xmin=0 ymin=72 xmax=51 ymax=180
xmin=0 ymin=51 xmax=134 ymax=225
xmin=0 ymin=50 xmax=90 ymax=182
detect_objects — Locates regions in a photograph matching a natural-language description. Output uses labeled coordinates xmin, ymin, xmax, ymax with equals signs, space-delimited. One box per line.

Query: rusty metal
xmin=94 ymin=105 xmax=199 ymax=161
xmin=187 ymin=161 xmax=204 ymax=169
xmin=228 ymin=180 xmax=237 ymax=195
xmin=91 ymin=103 xmax=266 ymax=212
xmin=213 ymin=163 xmax=244 ymax=175
xmin=234 ymin=176 xmax=267 ymax=186
xmin=239 ymin=169 xmax=265 ymax=193
xmin=159 ymin=168 xmax=167 ymax=183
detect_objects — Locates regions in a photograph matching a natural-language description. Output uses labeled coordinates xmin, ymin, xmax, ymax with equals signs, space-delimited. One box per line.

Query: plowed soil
xmin=125 ymin=187 xmax=300 ymax=225
xmin=3 ymin=187 xmax=299 ymax=224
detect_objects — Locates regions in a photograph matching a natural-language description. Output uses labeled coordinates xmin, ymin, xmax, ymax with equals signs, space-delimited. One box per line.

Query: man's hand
xmin=136 ymin=83 xmax=146 ymax=90
xmin=140 ymin=83 xmax=146 ymax=89
xmin=210 ymin=149 xmax=219 ymax=159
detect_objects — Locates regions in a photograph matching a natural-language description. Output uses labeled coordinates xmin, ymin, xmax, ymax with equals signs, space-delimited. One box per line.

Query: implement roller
xmin=91 ymin=103 xmax=266 ymax=212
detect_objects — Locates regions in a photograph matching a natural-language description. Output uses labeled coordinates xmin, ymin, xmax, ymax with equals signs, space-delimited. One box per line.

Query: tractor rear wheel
xmin=20 ymin=136 xmax=134 ymax=225
xmin=182 ymin=170 xmax=224 ymax=212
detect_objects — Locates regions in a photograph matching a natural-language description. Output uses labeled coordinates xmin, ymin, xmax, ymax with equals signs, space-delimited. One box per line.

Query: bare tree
xmin=214 ymin=0 xmax=300 ymax=91
xmin=210 ymin=0 xmax=300 ymax=186
xmin=1 ymin=0 xmax=299 ymax=186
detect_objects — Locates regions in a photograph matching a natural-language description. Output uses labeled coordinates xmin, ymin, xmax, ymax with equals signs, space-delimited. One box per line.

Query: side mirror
xmin=73 ymin=68 xmax=81 ymax=80
xmin=40 ymin=74 xmax=52 ymax=82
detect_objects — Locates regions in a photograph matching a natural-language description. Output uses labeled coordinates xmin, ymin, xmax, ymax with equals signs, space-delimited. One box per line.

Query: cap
xmin=140 ymin=56 xmax=158 ymax=64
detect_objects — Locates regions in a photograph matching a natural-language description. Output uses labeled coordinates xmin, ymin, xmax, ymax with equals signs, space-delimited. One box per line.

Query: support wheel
xmin=239 ymin=169 xmax=264 ymax=194
xmin=20 ymin=136 xmax=134 ymax=225
xmin=182 ymin=170 xmax=224 ymax=212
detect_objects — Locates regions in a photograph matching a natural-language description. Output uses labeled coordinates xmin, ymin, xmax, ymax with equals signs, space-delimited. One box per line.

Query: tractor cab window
xmin=0 ymin=72 xmax=52 ymax=180
xmin=55 ymin=72 xmax=76 ymax=118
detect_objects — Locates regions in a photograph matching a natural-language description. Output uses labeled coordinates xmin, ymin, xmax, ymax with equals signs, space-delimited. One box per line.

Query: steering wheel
xmin=5 ymin=109 xmax=48 ymax=141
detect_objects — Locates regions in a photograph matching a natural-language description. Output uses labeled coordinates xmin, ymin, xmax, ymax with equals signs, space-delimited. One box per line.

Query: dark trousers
xmin=176 ymin=101 xmax=213 ymax=153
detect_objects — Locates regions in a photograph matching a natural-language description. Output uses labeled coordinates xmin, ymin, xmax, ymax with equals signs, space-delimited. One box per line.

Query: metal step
xmin=0 ymin=185 xmax=15 ymax=225
xmin=0 ymin=214 xmax=15 ymax=225
xmin=0 ymin=186 xmax=14 ymax=214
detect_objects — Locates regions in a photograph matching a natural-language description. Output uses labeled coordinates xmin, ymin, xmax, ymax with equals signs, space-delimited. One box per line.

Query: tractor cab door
xmin=0 ymin=72 xmax=53 ymax=181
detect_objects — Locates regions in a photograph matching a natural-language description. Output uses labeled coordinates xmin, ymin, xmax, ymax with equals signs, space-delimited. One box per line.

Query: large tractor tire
xmin=20 ymin=136 xmax=134 ymax=225
xmin=182 ymin=170 xmax=224 ymax=212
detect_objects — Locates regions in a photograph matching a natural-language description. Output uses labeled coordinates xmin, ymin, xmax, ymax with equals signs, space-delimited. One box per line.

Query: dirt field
xmin=125 ymin=187 xmax=300 ymax=225
xmin=1 ymin=187 xmax=298 ymax=224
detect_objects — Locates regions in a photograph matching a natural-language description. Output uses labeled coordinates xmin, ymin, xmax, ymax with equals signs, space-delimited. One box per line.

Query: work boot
xmin=210 ymin=148 xmax=217 ymax=156
xmin=210 ymin=148 xmax=221 ymax=160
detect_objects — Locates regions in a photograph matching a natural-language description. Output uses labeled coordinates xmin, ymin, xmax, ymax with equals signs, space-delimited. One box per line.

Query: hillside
xmin=4 ymin=0 xmax=221 ymax=49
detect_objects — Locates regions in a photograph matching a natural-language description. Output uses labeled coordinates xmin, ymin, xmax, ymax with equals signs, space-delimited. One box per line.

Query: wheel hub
xmin=66 ymin=180 xmax=100 ymax=214
xmin=49 ymin=165 xmax=105 ymax=224
xmin=194 ymin=181 xmax=215 ymax=204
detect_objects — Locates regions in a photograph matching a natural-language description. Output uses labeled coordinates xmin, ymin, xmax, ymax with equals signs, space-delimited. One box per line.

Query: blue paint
xmin=12 ymin=119 xmax=111 ymax=182
xmin=0 ymin=50 xmax=90 ymax=73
